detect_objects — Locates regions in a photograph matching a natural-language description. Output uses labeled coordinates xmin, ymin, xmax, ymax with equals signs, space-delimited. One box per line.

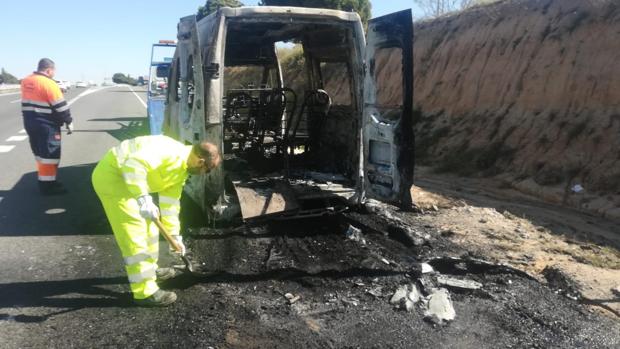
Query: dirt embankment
xmin=412 ymin=0 xmax=620 ymax=220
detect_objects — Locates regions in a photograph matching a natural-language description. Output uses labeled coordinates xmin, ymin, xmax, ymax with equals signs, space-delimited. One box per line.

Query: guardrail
xmin=0 ymin=84 xmax=20 ymax=95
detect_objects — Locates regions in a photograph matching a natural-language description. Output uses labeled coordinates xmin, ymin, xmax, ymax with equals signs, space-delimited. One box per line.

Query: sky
xmin=0 ymin=1 xmax=421 ymax=83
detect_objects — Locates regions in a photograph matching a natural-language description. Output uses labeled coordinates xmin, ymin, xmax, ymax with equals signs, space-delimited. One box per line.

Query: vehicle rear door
xmin=179 ymin=14 xmax=226 ymax=212
xmin=362 ymin=9 xmax=414 ymax=207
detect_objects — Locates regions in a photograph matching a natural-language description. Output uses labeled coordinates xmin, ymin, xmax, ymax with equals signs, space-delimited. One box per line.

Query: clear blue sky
xmin=0 ymin=1 xmax=420 ymax=83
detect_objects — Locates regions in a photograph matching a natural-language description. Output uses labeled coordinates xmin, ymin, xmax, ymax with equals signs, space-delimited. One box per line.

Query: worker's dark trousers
xmin=23 ymin=117 xmax=62 ymax=182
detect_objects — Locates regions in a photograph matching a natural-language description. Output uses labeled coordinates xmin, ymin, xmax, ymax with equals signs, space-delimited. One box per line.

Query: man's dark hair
xmin=37 ymin=58 xmax=55 ymax=72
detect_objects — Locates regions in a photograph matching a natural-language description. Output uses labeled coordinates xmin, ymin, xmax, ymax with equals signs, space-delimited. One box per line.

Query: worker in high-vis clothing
xmin=92 ymin=135 xmax=221 ymax=306
xmin=21 ymin=58 xmax=73 ymax=195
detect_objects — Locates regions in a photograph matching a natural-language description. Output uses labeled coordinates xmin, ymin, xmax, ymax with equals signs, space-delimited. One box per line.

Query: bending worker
xmin=21 ymin=58 xmax=73 ymax=195
xmin=92 ymin=135 xmax=221 ymax=307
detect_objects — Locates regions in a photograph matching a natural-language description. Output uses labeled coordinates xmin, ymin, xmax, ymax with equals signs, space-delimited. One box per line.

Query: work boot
xmin=38 ymin=181 xmax=68 ymax=196
xmin=134 ymin=289 xmax=177 ymax=307
xmin=156 ymin=267 xmax=179 ymax=282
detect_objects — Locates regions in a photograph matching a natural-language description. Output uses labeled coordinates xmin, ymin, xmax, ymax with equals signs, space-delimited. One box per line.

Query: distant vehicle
xmin=75 ymin=81 xmax=88 ymax=88
xmin=55 ymin=80 xmax=69 ymax=93
xmin=147 ymin=40 xmax=176 ymax=135
xmin=137 ymin=76 xmax=146 ymax=86
xmin=88 ymin=80 xmax=96 ymax=87
xmin=102 ymin=78 xmax=115 ymax=86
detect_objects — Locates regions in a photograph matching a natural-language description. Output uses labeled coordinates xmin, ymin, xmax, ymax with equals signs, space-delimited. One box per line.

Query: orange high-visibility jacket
xmin=21 ymin=72 xmax=72 ymax=126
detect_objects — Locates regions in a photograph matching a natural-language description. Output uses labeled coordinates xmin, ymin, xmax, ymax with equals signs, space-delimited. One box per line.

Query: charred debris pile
xmin=166 ymin=200 xmax=620 ymax=347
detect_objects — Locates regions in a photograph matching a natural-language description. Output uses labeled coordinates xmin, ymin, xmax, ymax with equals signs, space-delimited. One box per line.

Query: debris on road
xmin=345 ymin=225 xmax=365 ymax=245
xmin=285 ymin=293 xmax=301 ymax=304
xmin=407 ymin=284 xmax=422 ymax=303
xmin=366 ymin=286 xmax=383 ymax=298
xmin=390 ymin=285 xmax=409 ymax=305
xmin=363 ymin=199 xmax=429 ymax=247
xmin=571 ymin=184 xmax=584 ymax=193
xmin=421 ymin=263 xmax=434 ymax=274
xmin=436 ymin=276 xmax=483 ymax=290
xmin=341 ymin=297 xmax=360 ymax=307
xmin=424 ymin=288 xmax=456 ymax=325
xmin=390 ymin=284 xmax=422 ymax=312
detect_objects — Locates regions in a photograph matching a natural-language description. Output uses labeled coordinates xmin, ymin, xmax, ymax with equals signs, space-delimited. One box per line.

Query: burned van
xmin=163 ymin=6 xmax=413 ymax=222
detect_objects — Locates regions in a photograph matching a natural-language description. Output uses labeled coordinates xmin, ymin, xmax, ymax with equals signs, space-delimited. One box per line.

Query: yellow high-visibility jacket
xmin=111 ymin=135 xmax=192 ymax=235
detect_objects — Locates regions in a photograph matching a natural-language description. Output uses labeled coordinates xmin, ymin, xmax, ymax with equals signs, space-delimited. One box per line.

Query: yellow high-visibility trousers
xmin=92 ymin=150 xmax=160 ymax=299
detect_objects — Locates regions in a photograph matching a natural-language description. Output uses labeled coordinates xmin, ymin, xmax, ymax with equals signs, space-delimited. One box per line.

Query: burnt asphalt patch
xmin=1 ymin=208 xmax=619 ymax=348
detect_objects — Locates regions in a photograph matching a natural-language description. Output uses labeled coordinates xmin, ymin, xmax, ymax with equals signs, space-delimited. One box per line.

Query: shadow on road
xmin=0 ymin=164 xmax=111 ymax=236
xmin=88 ymin=117 xmax=146 ymax=122
xmin=0 ymin=276 xmax=131 ymax=323
xmin=0 ymin=265 xmax=402 ymax=323
xmin=0 ymin=115 xmax=151 ymax=237
xmin=86 ymin=116 xmax=150 ymax=141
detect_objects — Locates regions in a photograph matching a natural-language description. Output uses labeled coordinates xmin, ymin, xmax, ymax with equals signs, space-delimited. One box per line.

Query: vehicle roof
xmin=215 ymin=6 xmax=361 ymax=23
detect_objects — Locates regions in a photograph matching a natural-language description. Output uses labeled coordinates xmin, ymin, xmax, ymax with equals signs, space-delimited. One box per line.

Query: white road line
xmin=6 ymin=135 xmax=28 ymax=142
xmin=67 ymin=85 xmax=117 ymax=106
xmin=128 ymin=86 xmax=147 ymax=109
xmin=67 ymin=88 xmax=97 ymax=106
xmin=0 ymin=91 xmax=21 ymax=97
xmin=6 ymin=85 xmax=117 ymax=107
xmin=18 ymin=129 xmax=26 ymax=134
xmin=0 ymin=145 xmax=16 ymax=153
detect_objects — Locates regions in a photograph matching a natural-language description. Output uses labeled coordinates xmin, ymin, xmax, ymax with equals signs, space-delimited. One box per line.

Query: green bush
xmin=0 ymin=68 xmax=19 ymax=84
xmin=260 ymin=0 xmax=371 ymax=25
xmin=197 ymin=0 xmax=244 ymax=20
xmin=112 ymin=73 xmax=137 ymax=86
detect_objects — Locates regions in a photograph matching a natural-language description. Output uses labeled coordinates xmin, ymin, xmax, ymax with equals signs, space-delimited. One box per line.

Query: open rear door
xmin=362 ymin=9 xmax=413 ymax=208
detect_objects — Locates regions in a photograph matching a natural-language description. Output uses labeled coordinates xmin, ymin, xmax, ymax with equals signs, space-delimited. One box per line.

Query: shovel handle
xmin=153 ymin=217 xmax=183 ymax=253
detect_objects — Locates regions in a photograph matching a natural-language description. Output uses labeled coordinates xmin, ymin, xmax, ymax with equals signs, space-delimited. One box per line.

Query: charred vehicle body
xmin=163 ymin=6 xmax=413 ymax=222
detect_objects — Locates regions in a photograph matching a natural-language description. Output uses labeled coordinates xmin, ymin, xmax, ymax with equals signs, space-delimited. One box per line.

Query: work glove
xmin=66 ymin=122 xmax=74 ymax=135
xmin=169 ymin=235 xmax=187 ymax=256
xmin=137 ymin=195 xmax=160 ymax=220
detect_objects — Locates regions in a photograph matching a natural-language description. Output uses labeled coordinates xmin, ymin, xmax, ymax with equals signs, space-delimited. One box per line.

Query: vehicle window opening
xmin=373 ymin=47 xmax=403 ymax=110
xmin=220 ymin=21 xmax=360 ymax=185
xmin=319 ymin=62 xmax=352 ymax=106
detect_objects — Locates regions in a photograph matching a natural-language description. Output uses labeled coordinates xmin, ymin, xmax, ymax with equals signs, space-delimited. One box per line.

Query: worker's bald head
xmin=37 ymin=58 xmax=56 ymax=78
xmin=37 ymin=58 xmax=55 ymax=71
xmin=188 ymin=141 xmax=221 ymax=175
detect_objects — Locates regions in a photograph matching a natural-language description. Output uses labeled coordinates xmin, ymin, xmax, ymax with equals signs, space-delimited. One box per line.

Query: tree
xmin=0 ymin=68 xmax=19 ymax=84
xmin=197 ymin=0 xmax=244 ymax=20
xmin=413 ymin=0 xmax=497 ymax=18
xmin=259 ymin=0 xmax=371 ymax=26
xmin=112 ymin=73 xmax=137 ymax=86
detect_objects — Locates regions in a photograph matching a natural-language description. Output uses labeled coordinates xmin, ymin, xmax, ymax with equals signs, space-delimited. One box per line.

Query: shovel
xmin=153 ymin=217 xmax=195 ymax=273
